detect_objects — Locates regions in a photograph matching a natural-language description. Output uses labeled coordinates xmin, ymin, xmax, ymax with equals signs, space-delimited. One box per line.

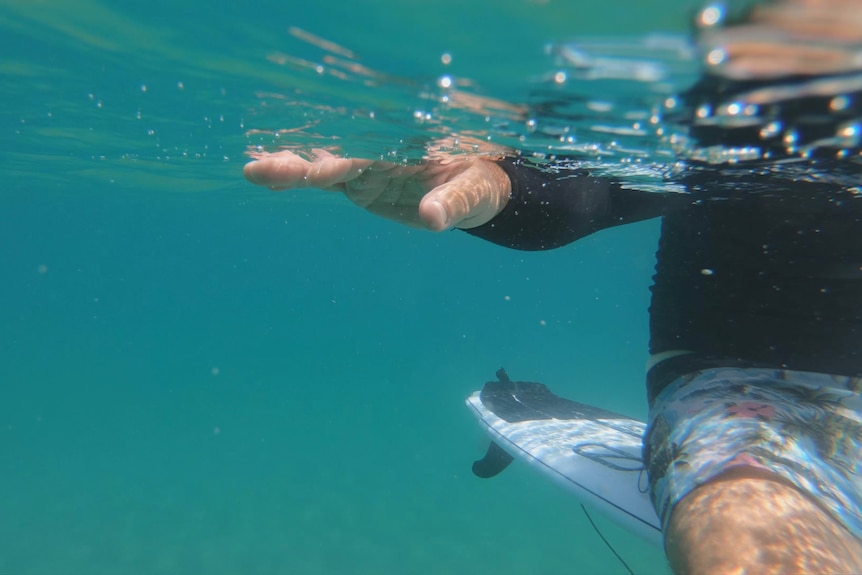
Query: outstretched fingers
xmin=243 ymin=149 xmax=373 ymax=191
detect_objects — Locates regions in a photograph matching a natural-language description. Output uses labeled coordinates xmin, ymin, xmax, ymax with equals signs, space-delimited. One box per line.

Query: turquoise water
xmin=0 ymin=1 xmax=688 ymax=573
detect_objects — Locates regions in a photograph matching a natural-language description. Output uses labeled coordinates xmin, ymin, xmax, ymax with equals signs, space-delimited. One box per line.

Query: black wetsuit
xmin=465 ymin=90 xmax=862 ymax=404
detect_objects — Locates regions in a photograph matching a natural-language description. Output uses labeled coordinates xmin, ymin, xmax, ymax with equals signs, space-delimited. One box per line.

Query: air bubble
xmin=706 ymin=48 xmax=726 ymax=66
xmin=699 ymin=4 xmax=724 ymax=27
xmin=830 ymin=95 xmax=850 ymax=111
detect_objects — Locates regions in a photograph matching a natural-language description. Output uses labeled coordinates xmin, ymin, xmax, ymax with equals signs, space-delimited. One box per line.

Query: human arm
xmin=464 ymin=157 xmax=680 ymax=250
xmin=243 ymin=149 xmax=677 ymax=246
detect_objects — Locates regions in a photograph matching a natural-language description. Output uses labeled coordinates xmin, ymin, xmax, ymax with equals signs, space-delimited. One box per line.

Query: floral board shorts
xmin=645 ymin=367 xmax=862 ymax=537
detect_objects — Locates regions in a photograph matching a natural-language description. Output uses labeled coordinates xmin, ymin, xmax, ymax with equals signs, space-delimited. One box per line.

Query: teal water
xmin=0 ymin=1 xmax=688 ymax=573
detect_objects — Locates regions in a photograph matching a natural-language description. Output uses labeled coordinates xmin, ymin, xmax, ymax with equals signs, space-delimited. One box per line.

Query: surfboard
xmin=466 ymin=368 xmax=662 ymax=547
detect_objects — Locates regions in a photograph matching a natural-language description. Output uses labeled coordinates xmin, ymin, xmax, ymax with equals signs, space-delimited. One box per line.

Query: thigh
xmin=665 ymin=466 xmax=862 ymax=574
xmin=644 ymin=367 xmax=862 ymax=538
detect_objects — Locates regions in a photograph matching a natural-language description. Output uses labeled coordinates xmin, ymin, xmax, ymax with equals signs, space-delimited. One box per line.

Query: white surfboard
xmin=466 ymin=369 xmax=662 ymax=547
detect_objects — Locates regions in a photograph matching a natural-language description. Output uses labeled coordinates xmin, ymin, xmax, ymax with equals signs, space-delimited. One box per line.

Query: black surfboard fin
xmin=472 ymin=440 xmax=515 ymax=478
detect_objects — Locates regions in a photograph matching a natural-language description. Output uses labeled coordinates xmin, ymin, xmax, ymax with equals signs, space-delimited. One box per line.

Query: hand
xmin=243 ymin=148 xmax=511 ymax=231
xmin=699 ymin=0 xmax=862 ymax=79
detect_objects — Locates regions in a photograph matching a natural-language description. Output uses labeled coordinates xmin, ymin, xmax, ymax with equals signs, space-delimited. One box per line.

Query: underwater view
xmin=0 ymin=0 xmax=777 ymax=573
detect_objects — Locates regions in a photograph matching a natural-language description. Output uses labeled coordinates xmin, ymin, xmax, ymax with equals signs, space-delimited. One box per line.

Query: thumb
xmin=417 ymin=161 xmax=511 ymax=231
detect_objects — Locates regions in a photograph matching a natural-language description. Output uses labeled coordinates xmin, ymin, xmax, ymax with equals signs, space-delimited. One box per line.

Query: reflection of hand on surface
xmin=699 ymin=0 xmax=862 ymax=80
xmin=243 ymin=146 xmax=511 ymax=231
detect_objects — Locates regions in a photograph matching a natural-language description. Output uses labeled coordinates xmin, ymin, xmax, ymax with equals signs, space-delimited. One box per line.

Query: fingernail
xmin=430 ymin=200 xmax=450 ymax=230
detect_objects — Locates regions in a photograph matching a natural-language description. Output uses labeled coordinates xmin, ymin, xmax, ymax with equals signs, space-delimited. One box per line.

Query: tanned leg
xmin=665 ymin=467 xmax=862 ymax=575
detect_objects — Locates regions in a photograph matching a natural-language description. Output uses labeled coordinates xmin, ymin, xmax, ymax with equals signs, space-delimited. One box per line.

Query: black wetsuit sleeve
xmin=464 ymin=157 xmax=682 ymax=250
